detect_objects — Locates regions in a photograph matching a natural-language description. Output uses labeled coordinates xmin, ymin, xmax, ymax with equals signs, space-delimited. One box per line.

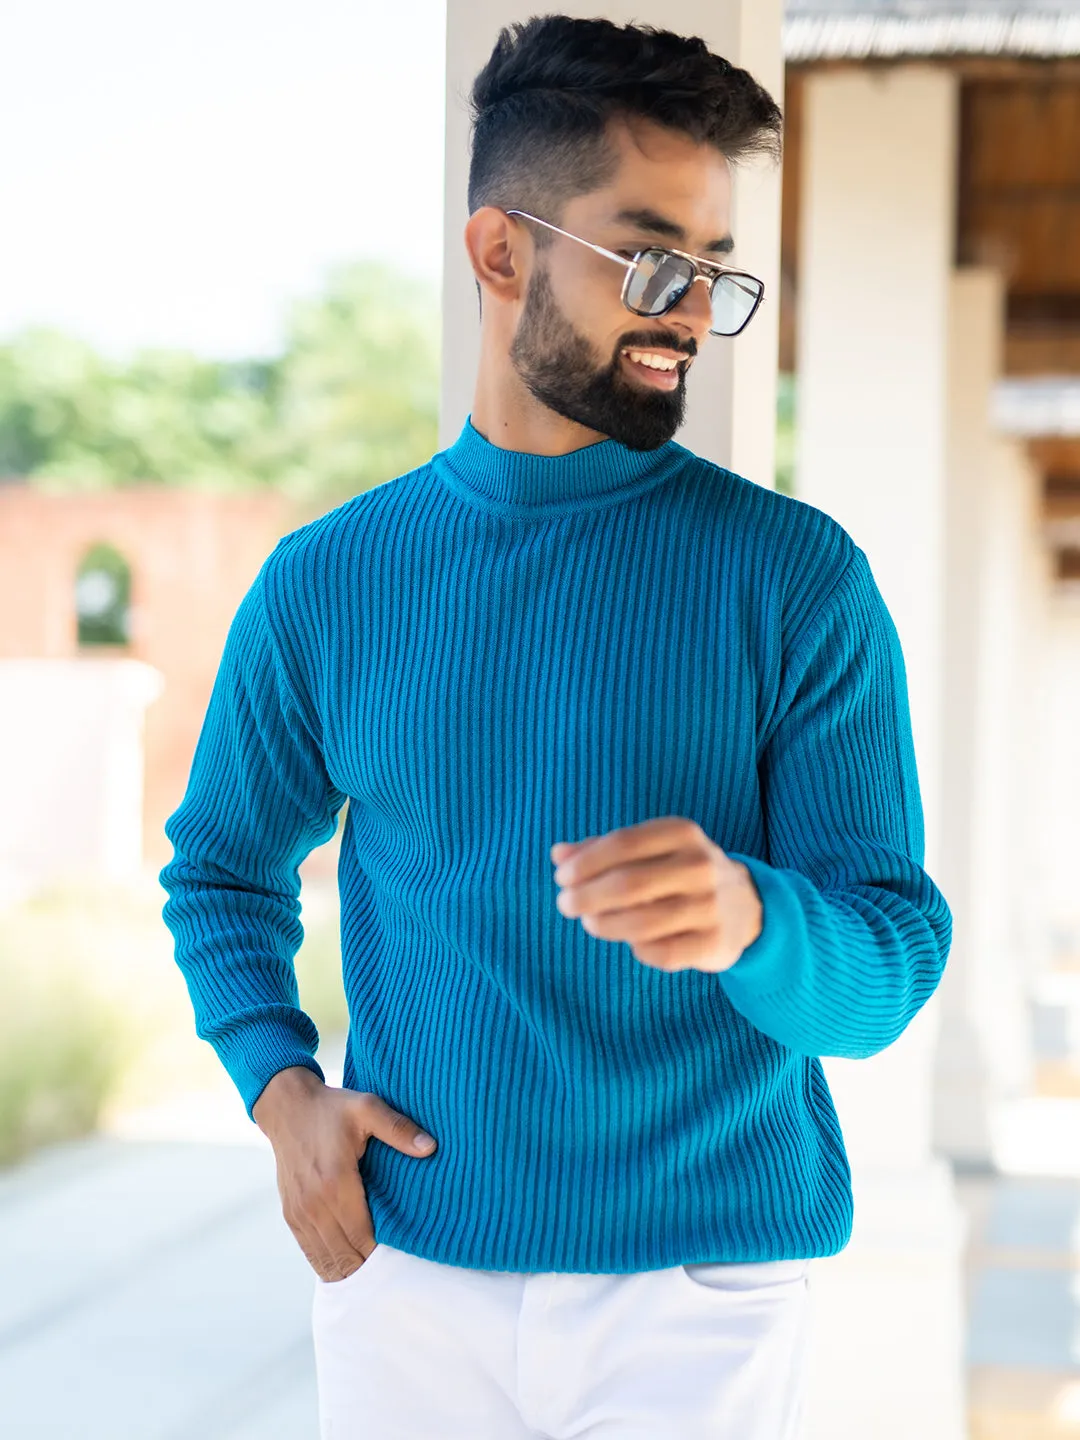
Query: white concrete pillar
xmin=0 ymin=659 xmax=164 ymax=907
xmin=968 ymin=436 xmax=1043 ymax=1090
xmin=935 ymin=268 xmax=996 ymax=1163
xmin=797 ymin=68 xmax=955 ymax=854
xmin=441 ymin=0 xmax=784 ymax=487
xmin=934 ymin=270 xmax=1042 ymax=1162
xmin=1042 ymin=593 xmax=1080 ymax=953
xmin=796 ymin=67 xmax=966 ymax=1440
xmin=1012 ymin=478 xmax=1057 ymax=984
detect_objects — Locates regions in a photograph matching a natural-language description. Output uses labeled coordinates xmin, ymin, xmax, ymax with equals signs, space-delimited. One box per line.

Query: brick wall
xmin=0 ymin=483 xmax=309 ymax=868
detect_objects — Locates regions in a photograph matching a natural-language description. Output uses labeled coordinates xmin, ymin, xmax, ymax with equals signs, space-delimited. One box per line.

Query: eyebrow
xmin=611 ymin=206 xmax=735 ymax=257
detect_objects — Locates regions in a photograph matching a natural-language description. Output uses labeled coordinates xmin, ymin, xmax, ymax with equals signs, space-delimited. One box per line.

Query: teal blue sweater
xmin=160 ymin=416 xmax=951 ymax=1274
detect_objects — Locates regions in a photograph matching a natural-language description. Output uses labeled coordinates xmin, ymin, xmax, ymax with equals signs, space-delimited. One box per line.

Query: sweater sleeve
xmin=719 ymin=543 xmax=952 ymax=1059
xmin=159 ymin=560 xmax=347 ymax=1121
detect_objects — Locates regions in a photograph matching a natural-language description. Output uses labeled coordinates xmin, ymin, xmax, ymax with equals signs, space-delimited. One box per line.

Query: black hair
xmin=467 ymin=13 xmax=783 ymax=242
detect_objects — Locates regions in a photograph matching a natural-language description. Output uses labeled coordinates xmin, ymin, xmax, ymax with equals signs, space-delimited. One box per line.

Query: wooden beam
xmin=778 ymin=69 xmax=803 ymax=375
xmin=1046 ymin=493 xmax=1080 ymax=523
xmin=1030 ymin=439 xmax=1080 ymax=476
xmin=1006 ymin=330 xmax=1080 ymax=375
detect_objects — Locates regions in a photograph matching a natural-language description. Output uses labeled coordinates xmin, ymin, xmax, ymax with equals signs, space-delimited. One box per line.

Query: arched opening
xmin=75 ymin=542 xmax=132 ymax=648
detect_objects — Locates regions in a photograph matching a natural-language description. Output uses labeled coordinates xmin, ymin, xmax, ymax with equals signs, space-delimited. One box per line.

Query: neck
xmin=471 ymin=338 xmax=608 ymax=457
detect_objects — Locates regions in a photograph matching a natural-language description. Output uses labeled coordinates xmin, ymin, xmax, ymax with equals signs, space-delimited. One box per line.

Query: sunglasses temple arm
xmin=506 ymin=210 xmax=634 ymax=274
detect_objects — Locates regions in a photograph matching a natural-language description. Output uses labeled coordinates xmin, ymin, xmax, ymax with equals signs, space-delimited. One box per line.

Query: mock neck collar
xmin=430 ymin=415 xmax=685 ymax=517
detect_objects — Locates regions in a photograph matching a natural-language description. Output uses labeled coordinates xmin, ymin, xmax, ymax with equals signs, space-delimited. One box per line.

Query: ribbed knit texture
xmin=160 ymin=414 xmax=952 ymax=1274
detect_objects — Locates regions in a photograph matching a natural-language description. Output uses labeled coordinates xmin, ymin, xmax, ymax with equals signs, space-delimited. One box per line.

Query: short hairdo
xmin=467 ymin=14 xmax=783 ymax=244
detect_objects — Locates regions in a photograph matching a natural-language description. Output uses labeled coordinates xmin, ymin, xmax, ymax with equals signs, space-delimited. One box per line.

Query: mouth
xmin=619 ymin=348 xmax=689 ymax=391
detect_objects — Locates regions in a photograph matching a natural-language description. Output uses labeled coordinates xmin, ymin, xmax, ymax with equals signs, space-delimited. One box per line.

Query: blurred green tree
xmin=258 ymin=260 xmax=441 ymax=519
xmin=775 ymin=372 xmax=796 ymax=497
xmin=0 ymin=259 xmax=441 ymax=515
xmin=0 ymin=328 xmax=275 ymax=491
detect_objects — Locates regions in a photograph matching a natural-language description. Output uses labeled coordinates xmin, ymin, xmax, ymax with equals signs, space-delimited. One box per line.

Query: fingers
xmin=319 ymin=1094 xmax=434 ymax=1275
xmin=326 ymin=1158 xmax=379 ymax=1266
xmin=311 ymin=1209 xmax=376 ymax=1282
xmin=285 ymin=1159 xmax=376 ymax=1282
xmin=267 ymin=1084 xmax=435 ymax=1283
xmin=354 ymin=1090 xmax=437 ymax=1158
xmin=577 ymin=890 xmax=719 ymax=943
xmin=557 ymin=849 xmax=717 ymax=918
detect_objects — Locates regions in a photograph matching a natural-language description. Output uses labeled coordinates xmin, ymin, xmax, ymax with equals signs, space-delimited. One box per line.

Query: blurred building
xmin=0 ymin=485 xmax=292 ymax=890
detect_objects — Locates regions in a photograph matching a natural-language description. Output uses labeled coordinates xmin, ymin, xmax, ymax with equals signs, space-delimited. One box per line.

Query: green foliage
xmin=76 ymin=541 xmax=132 ymax=646
xmin=0 ymin=873 xmax=355 ymax=1170
xmin=0 ymin=330 xmax=276 ymax=491
xmin=0 ymin=259 xmax=441 ymax=514
xmin=294 ymin=914 xmax=350 ymax=1038
xmin=775 ymin=372 xmax=797 ymax=497
xmin=262 ymin=261 xmax=442 ymax=517
xmin=0 ymin=938 xmax=133 ymax=1167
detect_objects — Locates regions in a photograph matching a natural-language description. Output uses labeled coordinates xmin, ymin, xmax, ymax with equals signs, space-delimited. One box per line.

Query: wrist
xmin=738 ymin=862 xmax=764 ymax=947
xmin=253 ymin=1064 xmax=325 ymax=1135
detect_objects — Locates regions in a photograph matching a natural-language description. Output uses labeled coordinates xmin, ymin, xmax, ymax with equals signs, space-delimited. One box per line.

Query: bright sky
xmin=1 ymin=0 xmax=447 ymax=360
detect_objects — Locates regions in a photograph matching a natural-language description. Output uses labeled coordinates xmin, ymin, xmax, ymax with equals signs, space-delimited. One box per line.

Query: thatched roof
xmin=784 ymin=1 xmax=1080 ymax=59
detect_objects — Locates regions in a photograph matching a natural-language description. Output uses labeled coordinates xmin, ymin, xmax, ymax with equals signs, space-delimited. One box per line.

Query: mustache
xmin=615 ymin=334 xmax=697 ymax=359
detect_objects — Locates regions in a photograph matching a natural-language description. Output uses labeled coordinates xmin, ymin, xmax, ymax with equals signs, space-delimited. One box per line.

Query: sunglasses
xmin=504 ymin=209 xmax=765 ymax=338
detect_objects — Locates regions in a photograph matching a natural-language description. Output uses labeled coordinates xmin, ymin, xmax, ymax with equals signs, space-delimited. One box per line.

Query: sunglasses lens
xmin=709 ymin=273 xmax=763 ymax=336
xmin=626 ymin=251 xmax=763 ymax=335
xmin=625 ymin=250 xmax=694 ymax=314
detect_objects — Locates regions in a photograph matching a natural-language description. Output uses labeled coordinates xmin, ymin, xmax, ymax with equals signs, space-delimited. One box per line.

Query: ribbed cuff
xmin=718 ymin=853 xmax=808 ymax=1012
xmin=208 ymin=1016 xmax=327 ymax=1123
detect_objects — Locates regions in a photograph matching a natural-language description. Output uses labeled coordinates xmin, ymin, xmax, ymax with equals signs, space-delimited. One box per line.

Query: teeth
xmin=623 ymin=349 xmax=678 ymax=371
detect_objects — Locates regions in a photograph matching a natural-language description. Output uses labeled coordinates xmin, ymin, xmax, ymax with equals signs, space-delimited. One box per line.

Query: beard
xmin=508 ymin=262 xmax=691 ymax=451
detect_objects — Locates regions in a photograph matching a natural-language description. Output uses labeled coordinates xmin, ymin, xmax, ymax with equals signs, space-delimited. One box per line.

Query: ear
xmin=464 ymin=206 xmax=530 ymax=308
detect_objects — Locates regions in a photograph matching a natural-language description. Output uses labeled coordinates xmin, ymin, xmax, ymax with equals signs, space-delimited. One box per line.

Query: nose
xmin=666 ymin=273 xmax=715 ymax=341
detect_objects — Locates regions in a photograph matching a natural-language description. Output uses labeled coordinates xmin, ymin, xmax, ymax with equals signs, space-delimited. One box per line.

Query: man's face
xmin=509 ymin=116 xmax=734 ymax=451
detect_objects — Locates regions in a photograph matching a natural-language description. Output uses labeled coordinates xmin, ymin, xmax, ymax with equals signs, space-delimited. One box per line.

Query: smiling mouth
xmin=620 ymin=350 xmax=688 ymax=388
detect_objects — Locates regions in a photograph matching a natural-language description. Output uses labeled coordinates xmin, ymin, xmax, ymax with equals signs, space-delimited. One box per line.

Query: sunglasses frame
xmin=503 ymin=208 xmax=765 ymax=337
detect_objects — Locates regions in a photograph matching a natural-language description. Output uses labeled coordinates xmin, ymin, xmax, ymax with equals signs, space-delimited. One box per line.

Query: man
xmin=160 ymin=15 xmax=952 ymax=1439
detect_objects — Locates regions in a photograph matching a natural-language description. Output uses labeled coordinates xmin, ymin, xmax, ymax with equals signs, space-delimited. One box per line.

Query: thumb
xmin=352 ymin=1090 xmax=437 ymax=1158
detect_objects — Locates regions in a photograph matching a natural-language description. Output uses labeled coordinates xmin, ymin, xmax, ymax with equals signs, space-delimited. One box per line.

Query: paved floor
xmin=0 ymin=1133 xmax=321 ymax=1440
xmin=958 ymin=957 xmax=1080 ymax=1439
xmin=0 ymin=1033 xmax=348 ymax=1440
xmin=6 ymin=1029 xmax=1080 ymax=1438
xmin=959 ymin=1170 xmax=1080 ymax=1440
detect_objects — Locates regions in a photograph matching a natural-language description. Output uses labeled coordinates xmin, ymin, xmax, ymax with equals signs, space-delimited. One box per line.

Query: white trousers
xmin=311 ymin=1243 xmax=812 ymax=1439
